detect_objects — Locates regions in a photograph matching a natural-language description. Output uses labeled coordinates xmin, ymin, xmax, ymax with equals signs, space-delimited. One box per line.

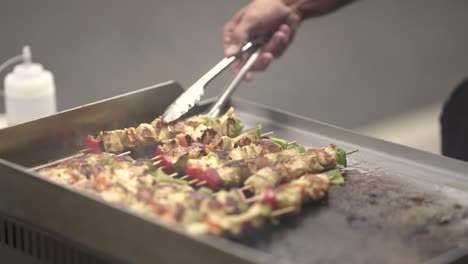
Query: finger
xmin=223 ymin=11 xmax=244 ymax=56
xmin=226 ymin=11 xmax=266 ymax=57
xmin=229 ymin=51 xmax=250 ymax=73
xmin=285 ymin=12 xmax=301 ymax=30
xmin=262 ymin=24 xmax=291 ymax=51
xmin=229 ymin=59 xmax=243 ymax=73
xmin=279 ymin=24 xmax=292 ymax=39
xmin=244 ymin=72 xmax=253 ymax=82
xmin=223 ymin=22 xmax=235 ymax=51
xmin=262 ymin=31 xmax=289 ymax=57
xmin=279 ymin=23 xmax=297 ymax=47
xmin=250 ymin=52 xmax=274 ymax=71
xmin=228 ymin=20 xmax=253 ymax=53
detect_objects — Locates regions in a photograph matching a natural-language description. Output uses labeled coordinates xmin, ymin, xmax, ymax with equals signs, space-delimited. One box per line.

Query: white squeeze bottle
xmin=2 ymin=46 xmax=57 ymax=126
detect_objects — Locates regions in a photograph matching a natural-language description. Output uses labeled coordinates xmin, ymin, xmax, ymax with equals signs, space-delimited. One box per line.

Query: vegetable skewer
xmin=242 ymin=144 xmax=344 ymax=193
xmin=92 ymin=107 xmax=244 ymax=153
xmin=189 ymin=144 xmax=345 ymax=192
xmin=153 ymin=129 xmax=300 ymax=175
xmin=187 ymin=172 xmax=330 ymax=236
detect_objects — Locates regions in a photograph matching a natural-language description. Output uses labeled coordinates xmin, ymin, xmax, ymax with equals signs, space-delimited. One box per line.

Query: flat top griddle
xmin=0 ymin=81 xmax=467 ymax=264
xmin=233 ymin=99 xmax=468 ymax=263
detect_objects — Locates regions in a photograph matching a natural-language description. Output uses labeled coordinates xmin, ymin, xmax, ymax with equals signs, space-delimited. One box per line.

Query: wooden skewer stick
xmin=159 ymin=165 xmax=168 ymax=171
xmin=261 ymin=131 xmax=274 ymax=137
xmin=151 ymin=155 xmax=162 ymax=161
xmin=271 ymin=206 xmax=297 ymax=217
xmin=180 ymin=175 xmax=191 ymax=180
xmin=188 ymin=179 xmax=199 ymax=185
xmin=235 ymin=188 xmax=247 ymax=200
xmin=346 ymin=149 xmax=359 ymax=155
xmin=195 ymin=180 xmax=207 ymax=186
xmin=116 ymin=151 xmax=131 ymax=157
xmin=80 ymin=148 xmax=93 ymax=153
xmin=30 ymin=153 xmax=86 ymax=171
xmin=152 ymin=160 xmax=163 ymax=167
xmin=168 ymin=173 xmax=178 ymax=178
xmin=239 ymin=185 xmax=253 ymax=192
xmin=287 ymin=141 xmax=297 ymax=145
xmin=245 ymin=196 xmax=259 ymax=203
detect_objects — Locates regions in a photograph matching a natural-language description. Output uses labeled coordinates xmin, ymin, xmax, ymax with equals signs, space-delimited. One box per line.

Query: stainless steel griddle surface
xmin=0 ymin=81 xmax=467 ymax=264
xmin=231 ymin=101 xmax=468 ymax=263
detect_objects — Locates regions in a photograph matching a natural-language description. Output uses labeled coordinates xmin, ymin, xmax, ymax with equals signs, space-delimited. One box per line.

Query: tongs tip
xmin=162 ymin=109 xmax=179 ymax=123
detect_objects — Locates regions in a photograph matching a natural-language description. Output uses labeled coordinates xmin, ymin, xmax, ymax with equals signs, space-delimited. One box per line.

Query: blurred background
xmin=1 ymin=0 xmax=468 ymax=154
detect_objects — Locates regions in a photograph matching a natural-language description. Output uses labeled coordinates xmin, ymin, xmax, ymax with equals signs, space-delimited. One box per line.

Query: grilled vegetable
xmin=150 ymin=168 xmax=189 ymax=185
xmin=325 ymin=168 xmax=345 ymax=185
xmin=84 ymin=135 xmax=102 ymax=153
xmin=268 ymin=137 xmax=301 ymax=150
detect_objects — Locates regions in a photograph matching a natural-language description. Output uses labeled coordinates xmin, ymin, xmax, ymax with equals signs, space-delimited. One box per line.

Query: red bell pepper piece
xmin=84 ymin=135 xmax=102 ymax=153
xmin=260 ymin=189 xmax=279 ymax=210
xmin=176 ymin=134 xmax=188 ymax=147
xmin=155 ymin=146 xmax=174 ymax=174
xmin=185 ymin=166 xmax=203 ymax=181
xmin=159 ymin=157 xmax=174 ymax=174
xmin=201 ymin=168 xmax=224 ymax=191
xmin=155 ymin=145 xmax=166 ymax=156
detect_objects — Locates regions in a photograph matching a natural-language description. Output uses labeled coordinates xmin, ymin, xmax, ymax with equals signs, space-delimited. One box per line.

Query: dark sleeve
xmin=441 ymin=77 xmax=468 ymax=162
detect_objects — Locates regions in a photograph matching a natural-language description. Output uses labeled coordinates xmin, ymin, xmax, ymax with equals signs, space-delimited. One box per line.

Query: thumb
xmin=224 ymin=15 xmax=258 ymax=57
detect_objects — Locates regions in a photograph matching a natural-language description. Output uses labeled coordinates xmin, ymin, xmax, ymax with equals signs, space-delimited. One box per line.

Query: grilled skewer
xmin=242 ymin=145 xmax=343 ymax=193
xmin=154 ymin=132 xmax=299 ymax=175
xmin=90 ymin=107 xmax=244 ymax=153
xmin=189 ymin=144 xmax=345 ymax=192
xmin=244 ymin=173 xmax=330 ymax=209
xmin=187 ymin=173 xmax=330 ymax=237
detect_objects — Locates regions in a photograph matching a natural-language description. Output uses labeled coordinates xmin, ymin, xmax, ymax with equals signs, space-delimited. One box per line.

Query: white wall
xmin=1 ymin=0 xmax=468 ymax=130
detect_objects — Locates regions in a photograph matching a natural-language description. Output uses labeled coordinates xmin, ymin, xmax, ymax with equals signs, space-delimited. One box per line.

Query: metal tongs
xmin=162 ymin=42 xmax=262 ymax=123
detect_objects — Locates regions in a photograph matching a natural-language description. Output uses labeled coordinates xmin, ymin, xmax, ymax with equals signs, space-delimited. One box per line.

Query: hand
xmin=223 ymin=0 xmax=301 ymax=80
xmin=222 ymin=0 xmax=355 ymax=80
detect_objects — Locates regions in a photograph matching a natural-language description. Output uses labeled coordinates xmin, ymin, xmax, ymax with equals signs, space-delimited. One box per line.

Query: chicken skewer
xmin=242 ymin=144 xmax=345 ymax=193
xmin=245 ymin=173 xmax=330 ymax=208
xmin=151 ymin=123 xmax=278 ymax=159
xmin=86 ymin=107 xmax=244 ymax=153
xmin=188 ymin=144 xmax=345 ymax=191
xmin=133 ymin=178 xmax=249 ymax=227
xmin=154 ymin=133 xmax=294 ymax=175
xmin=188 ymin=146 xmax=298 ymax=188
xmin=187 ymin=172 xmax=330 ymax=237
